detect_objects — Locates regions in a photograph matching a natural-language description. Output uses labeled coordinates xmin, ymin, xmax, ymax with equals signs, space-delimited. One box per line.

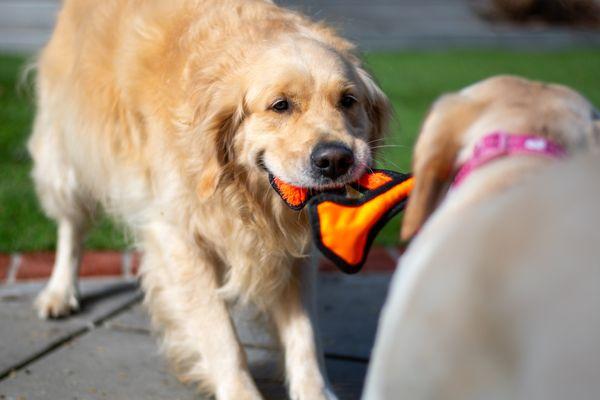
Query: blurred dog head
xmin=401 ymin=75 xmax=600 ymax=240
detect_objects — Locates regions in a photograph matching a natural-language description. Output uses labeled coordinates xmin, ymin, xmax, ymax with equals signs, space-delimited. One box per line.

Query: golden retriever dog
xmin=28 ymin=0 xmax=389 ymax=398
xmin=363 ymin=76 xmax=600 ymax=399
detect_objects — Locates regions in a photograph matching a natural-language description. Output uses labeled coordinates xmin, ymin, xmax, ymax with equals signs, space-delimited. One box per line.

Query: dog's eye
xmin=340 ymin=94 xmax=357 ymax=109
xmin=272 ymin=99 xmax=290 ymax=113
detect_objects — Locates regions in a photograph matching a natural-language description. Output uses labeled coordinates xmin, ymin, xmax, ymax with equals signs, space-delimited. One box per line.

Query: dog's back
xmin=29 ymin=0 xmax=277 ymax=215
xmin=364 ymin=153 xmax=600 ymax=399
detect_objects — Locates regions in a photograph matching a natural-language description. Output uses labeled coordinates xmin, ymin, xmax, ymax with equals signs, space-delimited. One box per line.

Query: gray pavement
xmin=0 ymin=0 xmax=599 ymax=54
xmin=0 ymin=273 xmax=391 ymax=399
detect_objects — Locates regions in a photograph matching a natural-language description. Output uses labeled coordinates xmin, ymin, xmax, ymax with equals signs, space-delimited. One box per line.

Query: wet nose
xmin=311 ymin=142 xmax=354 ymax=180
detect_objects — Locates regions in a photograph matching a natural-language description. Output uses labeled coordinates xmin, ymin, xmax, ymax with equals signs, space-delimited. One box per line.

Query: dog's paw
xmin=35 ymin=286 xmax=80 ymax=319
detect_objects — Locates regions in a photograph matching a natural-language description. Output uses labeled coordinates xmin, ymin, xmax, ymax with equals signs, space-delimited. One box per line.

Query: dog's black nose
xmin=311 ymin=142 xmax=354 ymax=180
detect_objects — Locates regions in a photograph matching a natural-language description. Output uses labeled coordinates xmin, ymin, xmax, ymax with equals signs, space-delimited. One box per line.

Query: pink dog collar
xmin=452 ymin=132 xmax=567 ymax=188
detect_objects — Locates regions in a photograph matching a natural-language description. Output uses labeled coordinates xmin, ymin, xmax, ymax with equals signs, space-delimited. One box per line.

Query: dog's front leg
xmin=269 ymin=258 xmax=337 ymax=400
xmin=141 ymin=224 xmax=263 ymax=400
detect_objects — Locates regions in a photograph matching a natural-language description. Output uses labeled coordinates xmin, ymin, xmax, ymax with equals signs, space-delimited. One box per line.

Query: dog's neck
xmin=453 ymin=132 xmax=566 ymax=188
xmin=440 ymin=132 xmax=567 ymax=215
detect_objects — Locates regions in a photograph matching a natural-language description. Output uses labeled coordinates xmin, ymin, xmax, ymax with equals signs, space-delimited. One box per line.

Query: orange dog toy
xmin=270 ymin=170 xmax=414 ymax=273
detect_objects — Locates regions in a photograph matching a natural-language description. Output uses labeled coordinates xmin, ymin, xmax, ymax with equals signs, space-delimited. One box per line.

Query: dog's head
xmin=194 ymin=37 xmax=390 ymax=200
xmin=401 ymin=75 xmax=600 ymax=240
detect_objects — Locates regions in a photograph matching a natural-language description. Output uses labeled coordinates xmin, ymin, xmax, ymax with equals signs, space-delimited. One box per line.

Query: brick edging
xmin=0 ymin=247 xmax=402 ymax=284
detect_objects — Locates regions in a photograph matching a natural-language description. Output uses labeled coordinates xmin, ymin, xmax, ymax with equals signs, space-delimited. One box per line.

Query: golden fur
xmin=28 ymin=1 xmax=389 ymax=398
xmin=365 ymin=76 xmax=600 ymax=399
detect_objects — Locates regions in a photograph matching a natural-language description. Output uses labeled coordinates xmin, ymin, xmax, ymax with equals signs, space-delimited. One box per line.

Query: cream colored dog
xmin=27 ymin=1 xmax=389 ymax=399
xmin=364 ymin=76 xmax=600 ymax=399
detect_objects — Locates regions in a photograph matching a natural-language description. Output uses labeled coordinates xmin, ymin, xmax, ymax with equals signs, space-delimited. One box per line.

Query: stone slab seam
xmin=0 ymin=291 xmax=143 ymax=381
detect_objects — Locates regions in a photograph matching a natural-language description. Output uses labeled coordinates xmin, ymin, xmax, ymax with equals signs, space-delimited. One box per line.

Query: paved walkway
xmin=0 ymin=271 xmax=391 ymax=399
xmin=0 ymin=0 xmax=599 ymax=53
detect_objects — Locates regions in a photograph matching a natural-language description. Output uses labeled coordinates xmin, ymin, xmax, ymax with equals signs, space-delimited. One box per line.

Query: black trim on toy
xmin=307 ymin=169 xmax=412 ymax=274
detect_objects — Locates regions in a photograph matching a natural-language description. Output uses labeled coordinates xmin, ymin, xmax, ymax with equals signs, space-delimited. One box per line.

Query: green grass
xmin=1 ymin=49 xmax=600 ymax=251
xmin=366 ymin=49 xmax=600 ymax=244
xmin=0 ymin=54 xmax=128 ymax=251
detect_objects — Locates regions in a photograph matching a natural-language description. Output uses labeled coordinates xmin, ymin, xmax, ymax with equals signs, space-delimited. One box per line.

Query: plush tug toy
xmin=270 ymin=170 xmax=414 ymax=273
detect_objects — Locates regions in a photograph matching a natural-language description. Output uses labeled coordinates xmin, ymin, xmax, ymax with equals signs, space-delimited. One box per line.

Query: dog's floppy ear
xmin=401 ymin=94 xmax=482 ymax=241
xmin=357 ymin=67 xmax=391 ymax=143
xmin=195 ymin=89 xmax=246 ymax=201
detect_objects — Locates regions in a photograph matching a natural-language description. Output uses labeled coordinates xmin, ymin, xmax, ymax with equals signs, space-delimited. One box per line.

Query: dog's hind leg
xmin=28 ymin=116 xmax=93 ymax=319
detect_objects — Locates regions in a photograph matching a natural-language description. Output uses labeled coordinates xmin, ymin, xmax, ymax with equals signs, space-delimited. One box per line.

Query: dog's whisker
xmin=367 ymin=138 xmax=388 ymax=145
xmin=368 ymin=137 xmax=406 ymax=145
xmin=371 ymin=144 xmax=407 ymax=150
xmin=357 ymin=162 xmax=374 ymax=175
xmin=373 ymin=155 xmax=403 ymax=170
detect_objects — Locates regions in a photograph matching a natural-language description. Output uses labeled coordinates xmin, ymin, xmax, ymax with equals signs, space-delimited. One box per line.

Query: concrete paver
xmin=108 ymin=301 xmax=279 ymax=349
xmin=0 ymin=325 xmax=366 ymax=400
xmin=108 ymin=274 xmax=391 ymax=360
xmin=0 ymin=273 xmax=388 ymax=399
xmin=0 ymin=327 xmax=199 ymax=400
xmin=0 ymin=279 xmax=141 ymax=379
xmin=318 ymin=274 xmax=389 ymax=360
